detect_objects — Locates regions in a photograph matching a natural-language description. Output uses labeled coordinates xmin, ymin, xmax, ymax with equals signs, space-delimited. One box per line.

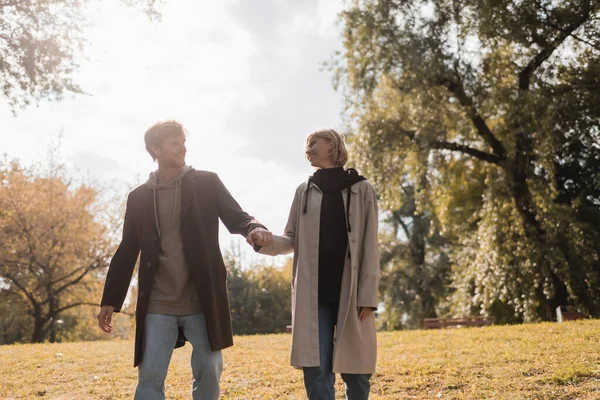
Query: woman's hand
xmin=357 ymin=307 xmax=374 ymax=321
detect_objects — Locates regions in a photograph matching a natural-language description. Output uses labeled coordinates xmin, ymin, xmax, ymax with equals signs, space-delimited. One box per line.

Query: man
xmin=97 ymin=120 xmax=273 ymax=400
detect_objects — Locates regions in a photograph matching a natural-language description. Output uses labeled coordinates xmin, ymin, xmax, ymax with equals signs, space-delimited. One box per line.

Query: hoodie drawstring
xmin=153 ymin=180 xmax=181 ymax=237
xmin=302 ymin=178 xmax=312 ymax=214
xmin=346 ymin=188 xmax=352 ymax=233
xmin=149 ymin=166 xmax=194 ymax=239
xmin=153 ymin=187 xmax=162 ymax=238
xmin=173 ymin=180 xmax=178 ymax=227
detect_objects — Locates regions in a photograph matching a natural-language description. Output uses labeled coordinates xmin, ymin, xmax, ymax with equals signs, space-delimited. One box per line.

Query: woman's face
xmin=305 ymin=136 xmax=334 ymax=168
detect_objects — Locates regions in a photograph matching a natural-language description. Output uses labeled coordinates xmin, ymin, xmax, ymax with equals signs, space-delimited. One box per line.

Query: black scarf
xmin=307 ymin=167 xmax=366 ymax=306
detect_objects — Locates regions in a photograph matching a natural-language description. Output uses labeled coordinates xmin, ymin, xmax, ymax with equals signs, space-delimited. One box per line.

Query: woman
xmin=255 ymin=128 xmax=380 ymax=399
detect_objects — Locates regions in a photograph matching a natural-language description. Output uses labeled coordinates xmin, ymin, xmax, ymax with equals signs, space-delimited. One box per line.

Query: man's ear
xmin=152 ymin=145 xmax=161 ymax=160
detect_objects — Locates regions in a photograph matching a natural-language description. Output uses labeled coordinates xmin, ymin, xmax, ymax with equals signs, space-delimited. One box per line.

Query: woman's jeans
xmin=303 ymin=303 xmax=371 ymax=400
xmin=134 ymin=313 xmax=222 ymax=400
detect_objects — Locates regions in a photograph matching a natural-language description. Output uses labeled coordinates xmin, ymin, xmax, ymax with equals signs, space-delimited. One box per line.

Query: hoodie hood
xmin=146 ymin=165 xmax=195 ymax=189
xmin=339 ymin=168 xmax=366 ymax=232
xmin=341 ymin=168 xmax=367 ymax=189
xmin=146 ymin=165 xmax=195 ymax=238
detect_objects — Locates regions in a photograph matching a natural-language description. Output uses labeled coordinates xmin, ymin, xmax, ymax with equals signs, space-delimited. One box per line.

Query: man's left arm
xmin=213 ymin=173 xmax=266 ymax=237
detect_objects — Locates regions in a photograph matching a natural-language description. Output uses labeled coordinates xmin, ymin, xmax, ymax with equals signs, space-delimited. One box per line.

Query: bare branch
xmin=541 ymin=19 xmax=600 ymax=51
xmin=400 ymin=185 xmax=411 ymax=198
xmin=4 ymin=274 xmax=38 ymax=309
xmin=2 ymin=258 xmax=40 ymax=276
xmin=439 ymin=75 xmax=508 ymax=159
xmin=54 ymin=268 xmax=91 ymax=295
xmin=519 ymin=1 xmax=592 ymax=91
xmin=47 ymin=266 xmax=86 ymax=287
xmin=53 ymin=261 xmax=104 ymax=295
xmin=55 ymin=302 xmax=99 ymax=314
xmin=393 ymin=126 xmax=502 ymax=164
xmin=433 ymin=140 xmax=503 ymax=165
xmin=398 ymin=218 xmax=412 ymax=240
xmin=4 ymin=192 xmax=36 ymax=245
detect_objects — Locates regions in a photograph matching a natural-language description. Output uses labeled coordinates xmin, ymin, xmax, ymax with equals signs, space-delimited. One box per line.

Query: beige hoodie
xmin=146 ymin=166 xmax=202 ymax=315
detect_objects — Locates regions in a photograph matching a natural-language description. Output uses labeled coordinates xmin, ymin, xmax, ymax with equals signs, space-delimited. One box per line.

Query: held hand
xmin=246 ymin=227 xmax=273 ymax=247
xmin=97 ymin=305 xmax=115 ymax=333
xmin=357 ymin=307 xmax=374 ymax=321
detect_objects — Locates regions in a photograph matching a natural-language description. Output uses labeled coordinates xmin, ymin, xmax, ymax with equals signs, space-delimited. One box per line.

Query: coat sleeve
xmin=357 ymin=183 xmax=381 ymax=309
xmin=213 ymin=173 xmax=265 ymax=236
xmin=259 ymin=185 xmax=301 ymax=256
xmin=100 ymin=192 xmax=141 ymax=312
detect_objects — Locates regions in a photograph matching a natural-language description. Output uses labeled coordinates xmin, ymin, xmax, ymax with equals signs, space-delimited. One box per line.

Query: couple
xmin=97 ymin=120 xmax=380 ymax=400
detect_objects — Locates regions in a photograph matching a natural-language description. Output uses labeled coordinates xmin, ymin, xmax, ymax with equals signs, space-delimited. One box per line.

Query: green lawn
xmin=1 ymin=320 xmax=599 ymax=399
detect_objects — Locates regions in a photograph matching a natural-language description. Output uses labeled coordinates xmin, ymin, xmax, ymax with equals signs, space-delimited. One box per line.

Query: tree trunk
xmin=555 ymin=232 xmax=599 ymax=316
xmin=411 ymin=212 xmax=436 ymax=319
xmin=412 ymin=162 xmax=437 ymax=320
xmin=509 ymin=147 xmax=554 ymax=320
xmin=31 ymin=314 xmax=46 ymax=343
xmin=48 ymin=296 xmax=58 ymax=343
xmin=49 ymin=319 xmax=57 ymax=343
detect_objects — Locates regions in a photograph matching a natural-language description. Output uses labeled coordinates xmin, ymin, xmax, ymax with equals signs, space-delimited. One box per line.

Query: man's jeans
xmin=303 ymin=303 xmax=372 ymax=400
xmin=134 ymin=313 xmax=222 ymax=400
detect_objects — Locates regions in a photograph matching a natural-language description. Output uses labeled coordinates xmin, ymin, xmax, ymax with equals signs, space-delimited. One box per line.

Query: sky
xmin=0 ymin=0 xmax=347 ymax=265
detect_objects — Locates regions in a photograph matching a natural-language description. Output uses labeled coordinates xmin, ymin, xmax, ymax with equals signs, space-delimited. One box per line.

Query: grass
xmin=0 ymin=320 xmax=599 ymax=399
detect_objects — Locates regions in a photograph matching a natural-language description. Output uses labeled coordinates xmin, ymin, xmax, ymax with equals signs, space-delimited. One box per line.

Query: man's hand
xmin=97 ymin=305 xmax=115 ymax=333
xmin=358 ymin=307 xmax=374 ymax=321
xmin=246 ymin=227 xmax=274 ymax=247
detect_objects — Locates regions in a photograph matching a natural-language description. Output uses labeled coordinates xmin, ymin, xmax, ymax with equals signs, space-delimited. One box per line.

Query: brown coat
xmin=260 ymin=179 xmax=380 ymax=373
xmin=100 ymin=170 xmax=264 ymax=367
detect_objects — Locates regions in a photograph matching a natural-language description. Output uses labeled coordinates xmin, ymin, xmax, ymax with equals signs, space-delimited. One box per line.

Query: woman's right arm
xmin=259 ymin=185 xmax=302 ymax=256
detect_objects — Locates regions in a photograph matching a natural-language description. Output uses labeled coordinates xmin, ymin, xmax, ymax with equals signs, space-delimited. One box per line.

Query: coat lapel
xmin=142 ymin=188 xmax=159 ymax=236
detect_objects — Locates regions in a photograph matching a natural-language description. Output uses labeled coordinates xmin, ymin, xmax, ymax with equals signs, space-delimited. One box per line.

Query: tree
xmin=0 ymin=0 xmax=159 ymax=111
xmin=225 ymin=247 xmax=292 ymax=335
xmin=334 ymin=0 xmax=600 ymax=322
xmin=0 ymin=157 xmax=118 ymax=343
xmin=0 ymin=288 xmax=31 ymax=344
xmin=377 ymin=181 xmax=451 ymax=330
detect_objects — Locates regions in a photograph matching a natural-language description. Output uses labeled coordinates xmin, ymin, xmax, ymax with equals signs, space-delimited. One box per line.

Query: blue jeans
xmin=134 ymin=313 xmax=222 ymax=400
xmin=303 ymin=304 xmax=371 ymax=400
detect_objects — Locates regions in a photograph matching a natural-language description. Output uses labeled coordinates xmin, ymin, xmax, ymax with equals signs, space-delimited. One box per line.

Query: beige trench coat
xmin=260 ymin=179 xmax=380 ymax=374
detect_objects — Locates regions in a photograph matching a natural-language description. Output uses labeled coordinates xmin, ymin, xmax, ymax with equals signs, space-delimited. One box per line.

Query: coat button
xmin=146 ymin=262 xmax=151 ymax=268
xmin=352 ymin=239 xmax=357 ymax=243
xmin=152 ymin=235 xmax=158 ymax=241
xmin=139 ymin=292 xmax=145 ymax=298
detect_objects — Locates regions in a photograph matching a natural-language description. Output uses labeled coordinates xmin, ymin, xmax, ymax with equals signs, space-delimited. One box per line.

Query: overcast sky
xmin=0 ymin=0 xmax=347 ymax=265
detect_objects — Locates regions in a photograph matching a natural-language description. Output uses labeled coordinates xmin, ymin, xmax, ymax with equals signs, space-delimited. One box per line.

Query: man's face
xmin=305 ymin=136 xmax=333 ymax=168
xmin=154 ymin=132 xmax=187 ymax=168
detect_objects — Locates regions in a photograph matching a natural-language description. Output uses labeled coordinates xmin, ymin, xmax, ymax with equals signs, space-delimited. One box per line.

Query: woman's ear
xmin=327 ymin=140 xmax=336 ymax=157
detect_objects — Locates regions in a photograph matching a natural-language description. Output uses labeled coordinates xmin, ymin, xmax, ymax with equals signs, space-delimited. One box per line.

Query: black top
xmin=311 ymin=167 xmax=349 ymax=306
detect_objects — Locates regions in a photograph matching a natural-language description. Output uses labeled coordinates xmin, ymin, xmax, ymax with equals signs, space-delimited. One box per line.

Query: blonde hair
xmin=144 ymin=120 xmax=187 ymax=161
xmin=306 ymin=128 xmax=349 ymax=167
